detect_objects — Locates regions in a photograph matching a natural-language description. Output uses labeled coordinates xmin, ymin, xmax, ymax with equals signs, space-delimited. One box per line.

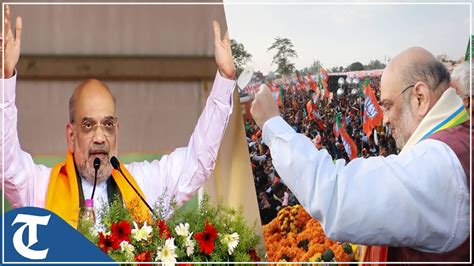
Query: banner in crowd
xmin=362 ymin=79 xmax=384 ymax=137
xmin=336 ymin=115 xmax=358 ymax=160
xmin=307 ymin=100 xmax=326 ymax=130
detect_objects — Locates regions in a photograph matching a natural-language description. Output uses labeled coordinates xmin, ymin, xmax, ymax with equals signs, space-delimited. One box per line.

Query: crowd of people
xmin=245 ymin=75 xmax=399 ymax=225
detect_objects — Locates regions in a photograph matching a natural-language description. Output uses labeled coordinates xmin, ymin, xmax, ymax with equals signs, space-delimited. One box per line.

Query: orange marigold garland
xmin=263 ymin=205 xmax=357 ymax=262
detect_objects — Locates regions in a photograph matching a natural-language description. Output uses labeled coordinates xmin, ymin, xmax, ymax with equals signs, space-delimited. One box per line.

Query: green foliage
xmin=364 ymin=59 xmax=386 ymax=70
xmin=77 ymin=217 xmax=98 ymax=244
xmin=167 ymin=194 xmax=260 ymax=262
xmin=267 ymin=37 xmax=298 ymax=77
xmin=347 ymin=61 xmax=364 ymax=71
xmin=230 ymin=39 xmax=252 ymax=76
xmin=99 ymin=195 xmax=134 ymax=228
xmin=301 ymin=60 xmax=322 ymax=74
xmin=78 ymin=193 xmax=261 ymax=263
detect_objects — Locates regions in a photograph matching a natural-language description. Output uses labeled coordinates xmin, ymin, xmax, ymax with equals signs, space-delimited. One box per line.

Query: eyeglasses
xmin=75 ymin=117 xmax=118 ymax=138
xmin=381 ymin=84 xmax=415 ymax=114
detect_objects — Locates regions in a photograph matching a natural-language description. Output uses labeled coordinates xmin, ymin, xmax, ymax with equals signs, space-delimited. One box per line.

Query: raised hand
xmin=2 ymin=5 xmax=22 ymax=78
xmin=251 ymin=85 xmax=280 ymax=128
xmin=213 ymin=21 xmax=235 ymax=80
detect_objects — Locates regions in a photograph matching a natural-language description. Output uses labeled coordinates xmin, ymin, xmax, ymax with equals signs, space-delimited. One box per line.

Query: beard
xmin=78 ymin=157 xmax=113 ymax=184
xmin=394 ymin=102 xmax=418 ymax=150
xmin=75 ymin=144 xmax=115 ymax=184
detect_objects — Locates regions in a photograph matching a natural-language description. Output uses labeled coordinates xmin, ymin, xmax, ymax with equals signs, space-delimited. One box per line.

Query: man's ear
xmin=413 ymin=81 xmax=432 ymax=118
xmin=66 ymin=122 xmax=75 ymax=153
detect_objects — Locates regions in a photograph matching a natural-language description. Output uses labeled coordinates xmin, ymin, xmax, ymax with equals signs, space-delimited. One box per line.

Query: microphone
xmin=110 ymin=156 xmax=155 ymax=217
xmin=90 ymin=157 xmax=101 ymax=201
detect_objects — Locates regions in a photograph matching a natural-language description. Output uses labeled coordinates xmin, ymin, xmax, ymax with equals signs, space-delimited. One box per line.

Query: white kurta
xmin=262 ymin=116 xmax=469 ymax=253
xmin=1 ymin=71 xmax=235 ymax=216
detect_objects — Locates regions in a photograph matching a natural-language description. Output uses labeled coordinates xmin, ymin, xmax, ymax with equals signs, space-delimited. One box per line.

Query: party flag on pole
xmin=336 ymin=114 xmax=358 ymax=160
xmin=362 ymin=79 xmax=384 ymax=137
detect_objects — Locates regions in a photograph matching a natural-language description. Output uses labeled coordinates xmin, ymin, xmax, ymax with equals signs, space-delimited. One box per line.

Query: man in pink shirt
xmin=1 ymin=6 xmax=237 ymax=226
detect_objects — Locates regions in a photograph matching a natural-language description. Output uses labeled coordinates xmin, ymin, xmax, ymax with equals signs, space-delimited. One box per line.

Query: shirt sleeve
xmin=126 ymin=70 xmax=235 ymax=208
xmin=1 ymin=73 xmax=52 ymax=208
xmin=262 ymin=115 xmax=469 ymax=253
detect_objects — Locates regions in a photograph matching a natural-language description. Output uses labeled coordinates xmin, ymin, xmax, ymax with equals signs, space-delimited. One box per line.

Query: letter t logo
xmin=11 ymin=214 xmax=51 ymax=260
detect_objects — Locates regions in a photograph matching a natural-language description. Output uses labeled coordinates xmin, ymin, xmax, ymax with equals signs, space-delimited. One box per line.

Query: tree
xmin=364 ymin=59 xmax=386 ymax=70
xmin=267 ymin=37 xmax=298 ymax=77
xmin=347 ymin=61 xmax=364 ymax=71
xmin=230 ymin=39 xmax=252 ymax=76
xmin=253 ymin=70 xmax=265 ymax=83
xmin=302 ymin=60 xmax=322 ymax=74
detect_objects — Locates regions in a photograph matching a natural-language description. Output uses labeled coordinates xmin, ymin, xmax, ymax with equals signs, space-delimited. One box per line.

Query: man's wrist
xmin=3 ymin=70 xmax=17 ymax=103
xmin=210 ymin=70 xmax=236 ymax=103
xmin=262 ymin=116 xmax=295 ymax=147
xmin=218 ymin=69 xmax=235 ymax=80
xmin=4 ymin=69 xmax=15 ymax=79
xmin=3 ymin=68 xmax=16 ymax=79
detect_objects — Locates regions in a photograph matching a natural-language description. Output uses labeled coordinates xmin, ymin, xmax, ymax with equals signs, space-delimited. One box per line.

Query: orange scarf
xmin=45 ymin=152 xmax=151 ymax=228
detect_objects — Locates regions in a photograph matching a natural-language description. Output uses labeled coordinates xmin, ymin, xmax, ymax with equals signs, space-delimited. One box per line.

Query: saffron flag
xmin=278 ymin=85 xmax=284 ymax=107
xmin=307 ymin=73 xmax=318 ymax=93
xmin=306 ymin=100 xmax=326 ymax=130
xmin=268 ymin=80 xmax=281 ymax=105
xmin=336 ymin=115 xmax=358 ymax=160
xmin=362 ymin=79 xmax=384 ymax=137
xmin=319 ymin=67 xmax=330 ymax=99
xmin=292 ymin=96 xmax=298 ymax=109
xmin=296 ymin=71 xmax=307 ymax=90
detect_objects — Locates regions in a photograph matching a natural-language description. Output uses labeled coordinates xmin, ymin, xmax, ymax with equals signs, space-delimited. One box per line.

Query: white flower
xmin=90 ymin=227 xmax=99 ymax=237
xmin=90 ymin=223 xmax=106 ymax=237
xmin=131 ymin=221 xmax=153 ymax=241
xmin=175 ymin=223 xmax=190 ymax=237
xmin=156 ymin=238 xmax=177 ymax=265
xmin=120 ymin=241 xmax=135 ymax=261
xmin=184 ymin=233 xmax=195 ymax=257
xmin=220 ymin=232 xmax=240 ymax=255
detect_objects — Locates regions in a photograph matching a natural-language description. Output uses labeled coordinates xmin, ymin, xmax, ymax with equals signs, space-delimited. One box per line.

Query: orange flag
xmin=362 ymin=79 xmax=383 ymax=137
xmin=307 ymin=73 xmax=318 ymax=93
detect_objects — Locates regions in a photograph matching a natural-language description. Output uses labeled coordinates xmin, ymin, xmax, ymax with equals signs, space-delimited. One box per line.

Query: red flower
xmin=97 ymin=232 xmax=120 ymax=253
xmin=249 ymin=249 xmax=260 ymax=262
xmin=134 ymin=250 xmax=152 ymax=266
xmin=194 ymin=220 xmax=218 ymax=255
xmin=156 ymin=220 xmax=171 ymax=239
xmin=111 ymin=220 xmax=132 ymax=243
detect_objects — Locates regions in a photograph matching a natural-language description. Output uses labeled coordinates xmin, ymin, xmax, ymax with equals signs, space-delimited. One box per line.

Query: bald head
xmin=380 ymin=47 xmax=451 ymax=150
xmin=384 ymin=47 xmax=450 ymax=97
xmin=69 ymin=79 xmax=116 ymax=123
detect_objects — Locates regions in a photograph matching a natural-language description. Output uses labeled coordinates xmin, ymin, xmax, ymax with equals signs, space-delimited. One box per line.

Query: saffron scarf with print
xmin=45 ymin=152 xmax=151 ymax=228
xmin=401 ymin=87 xmax=468 ymax=154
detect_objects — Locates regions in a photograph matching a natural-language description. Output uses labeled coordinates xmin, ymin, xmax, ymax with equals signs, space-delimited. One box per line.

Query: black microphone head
xmin=110 ymin=156 xmax=120 ymax=170
xmin=93 ymin=157 xmax=101 ymax=170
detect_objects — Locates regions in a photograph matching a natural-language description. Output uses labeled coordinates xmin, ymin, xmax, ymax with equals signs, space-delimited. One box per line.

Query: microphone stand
xmin=90 ymin=157 xmax=101 ymax=200
xmin=110 ymin=156 xmax=156 ymax=218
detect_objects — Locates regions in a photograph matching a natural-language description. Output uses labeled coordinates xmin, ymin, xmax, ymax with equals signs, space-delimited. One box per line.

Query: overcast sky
xmin=224 ymin=0 xmax=471 ymax=74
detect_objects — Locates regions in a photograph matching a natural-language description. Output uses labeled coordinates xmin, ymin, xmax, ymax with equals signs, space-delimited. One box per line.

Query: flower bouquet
xmin=78 ymin=194 xmax=261 ymax=264
xmin=263 ymin=205 xmax=360 ymax=262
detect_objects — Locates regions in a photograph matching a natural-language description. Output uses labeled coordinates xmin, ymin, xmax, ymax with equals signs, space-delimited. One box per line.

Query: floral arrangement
xmin=263 ymin=205 xmax=360 ymax=262
xmin=78 ymin=194 xmax=261 ymax=264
